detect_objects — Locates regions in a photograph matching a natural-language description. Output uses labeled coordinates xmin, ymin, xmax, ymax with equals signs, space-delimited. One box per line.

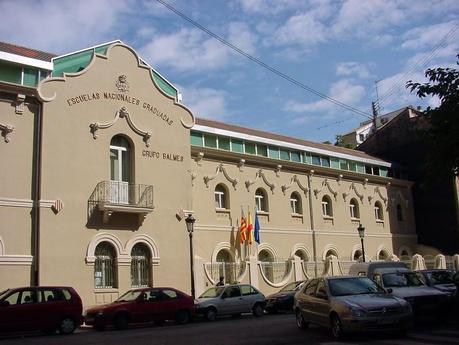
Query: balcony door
xmin=110 ymin=136 xmax=131 ymax=204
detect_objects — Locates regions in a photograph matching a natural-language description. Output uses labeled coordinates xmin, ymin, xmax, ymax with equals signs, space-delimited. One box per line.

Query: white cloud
xmin=140 ymin=23 xmax=257 ymax=72
xmin=284 ymin=79 xmax=366 ymax=113
xmin=402 ymin=21 xmax=458 ymax=50
xmin=272 ymin=12 xmax=327 ymax=47
xmin=336 ymin=62 xmax=372 ymax=79
xmin=179 ymin=86 xmax=229 ymax=120
xmin=0 ymin=0 xmax=132 ymax=54
xmin=236 ymin=0 xmax=301 ymax=15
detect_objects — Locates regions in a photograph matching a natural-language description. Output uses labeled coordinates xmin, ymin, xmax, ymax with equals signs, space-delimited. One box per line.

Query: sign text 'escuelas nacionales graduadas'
xmin=64 ymin=90 xmax=185 ymax=162
xmin=66 ymin=91 xmax=173 ymax=126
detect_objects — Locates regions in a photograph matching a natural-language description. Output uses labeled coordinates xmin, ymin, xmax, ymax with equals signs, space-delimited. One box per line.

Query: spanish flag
xmin=239 ymin=208 xmax=247 ymax=244
xmin=247 ymin=211 xmax=254 ymax=245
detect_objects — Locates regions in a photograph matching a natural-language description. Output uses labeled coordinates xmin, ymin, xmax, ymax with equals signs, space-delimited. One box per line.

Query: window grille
xmin=131 ymin=244 xmax=151 ymax=287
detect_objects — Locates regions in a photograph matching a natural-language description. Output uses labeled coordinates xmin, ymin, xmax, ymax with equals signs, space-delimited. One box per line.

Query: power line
xmin=155 ymin=0 xmax=373 ymax=120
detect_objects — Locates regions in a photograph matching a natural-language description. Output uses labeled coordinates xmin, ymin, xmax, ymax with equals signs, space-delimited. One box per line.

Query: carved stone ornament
xmin=275 ymin=165 xmax=282 ymax=177
xmin=0 ymin=123 xmax=14 ymax=143
xmin=374 ymin=186 xmax=388 ymax=205
xmin=90 ymin=107 xmax=151 ymax=147
xmin=313 ymin=178 xmax=338 ymax=200
xmin=15 ymin=94 xmax=26 ymax=115
xmin=116 ymin=75 xmax=129 ymax=92
xmin=245 ymin=169 xmax=275 ymax=193
xmin=342 ymin=182 xmax=364 ymax=202
xmin=281 ymin=175 xmax=309 ymax=196
xmin=237 ymin=159 xmax=245 ymax=172
xmin=203 ymin=164 xmax=238 ymax=189
xmin=194 ymin=152 xmax=204 ymax=166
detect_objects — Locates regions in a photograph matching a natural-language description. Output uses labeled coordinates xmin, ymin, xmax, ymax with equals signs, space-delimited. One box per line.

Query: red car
xmin=84 ymin=287 xmax=195 ymax=330
xmin=0 ymin=286 xmax=83 ymax=334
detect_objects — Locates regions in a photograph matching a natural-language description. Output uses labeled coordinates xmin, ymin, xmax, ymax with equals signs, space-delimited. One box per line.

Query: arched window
xmin=214 ymin=184 xmax=229 ymax=209
xmin=353 ymin=249 xmax=363 ymax=261
xmin=396 ymin=204 xmax=403 ymax=221
xmin=94 ymin=242 xmax=117 ymax=288
xmin=325 ymin=249 xmax=338 ymax=259
xmin=378 ymin=250 xmax=389 ymax=261
xmin=131 ymin=243 xmax=151 ymax=288
xmin=255 ymin=188 xmax=268 ymax=212
xmin=290 ymin=192 xmax=302 ymax=215
xmin=216 ymin=249 xmax=234 ymax=284
xmin=349 ymin=198 xmax=359 ymax=219
xmin=321 ymin=195 xmax=333 ymax=217
xmin=374 ymin=201 xmax=383 ymax=221
xmin=110 ymin=135 xmax=132 ymax=204
xmin=295 ymin=249 xmax=309 ymax=262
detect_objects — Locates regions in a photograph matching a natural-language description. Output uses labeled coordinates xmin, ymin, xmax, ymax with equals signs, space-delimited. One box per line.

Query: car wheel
xmin=114 ymin=314 xmax=129 ymax=330
xmin=175 ymin=310 xmax=191 ymax=325
xmin=331 ymin=315 xmax=344 ymax=339
xmin=295 ymin=310 xmax=308 ymax=330
xmin=205 ymin=308 xmax=217 ymax=321
xmin=58 ymin=317 xmax=76 ymax=335
xmin=252 ymin=303 xmax=264 ymax=317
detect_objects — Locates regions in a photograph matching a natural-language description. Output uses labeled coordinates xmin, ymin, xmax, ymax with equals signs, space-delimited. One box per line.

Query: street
xmin=1 ymin=313 xmax=459 ymax=345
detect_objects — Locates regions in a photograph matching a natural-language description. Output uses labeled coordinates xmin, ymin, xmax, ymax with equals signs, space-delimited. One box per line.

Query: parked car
xmin=196 ymin=284 xmax=265 ymax=321
xmin=84 ymin=287 xmax=195 ymax=330
xmin=0 ymin=286 xmax=83 ymax=334
xmin=415 ymin=269 xmax=457 ymax=297
xmin=349 ymin=262 xmax=449 ymax=315
xmin=294 ymin=276 xmax=413 ymax=339
xmin=265 ymin=280 xmax=306 ymax=314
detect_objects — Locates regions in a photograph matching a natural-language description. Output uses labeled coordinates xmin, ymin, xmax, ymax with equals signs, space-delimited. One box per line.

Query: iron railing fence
xmin=89 ymin=181 xmax=154 ymax=209
xmin=260 ymin=261 xmax=291 ymax=284
xmin=205 ymin=262 xmax=246 ymax=284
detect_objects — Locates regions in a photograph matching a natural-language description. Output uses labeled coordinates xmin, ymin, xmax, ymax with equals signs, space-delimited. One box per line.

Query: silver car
xmin=294 ymin=276 xmax=412 ymax=339
xmin=196 ymin=284 xmax=265 ymax=321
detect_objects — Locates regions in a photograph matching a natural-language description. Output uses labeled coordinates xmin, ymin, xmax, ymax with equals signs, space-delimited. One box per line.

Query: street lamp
xmin=185 ymin=214 xmax=196 ymax=299
xmin=357 ymin=223 xmax=366 ymax=262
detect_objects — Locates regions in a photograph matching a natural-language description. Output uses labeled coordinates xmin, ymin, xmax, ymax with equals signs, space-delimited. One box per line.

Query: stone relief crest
xmin=116 ymin=75 xmax=129 ymax=92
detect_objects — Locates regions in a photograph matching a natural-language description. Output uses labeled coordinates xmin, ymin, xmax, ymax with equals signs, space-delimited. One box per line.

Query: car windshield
xmin=0 ymin=289 xmax=10 ymax=300
xmin=199 ymin=287 xmax=225 ymax=298
xmin=426 ymin=271 xmax=454 ymax=285
xmin=116 ymin=290 xmax=143 ymax=302
xmin=280 ymin=281 xmax=302 ymax=292
xmin=329 ymin=277 xmax=384 ymax=297
xmin=382 ymin=272 xmax=424 ymax=287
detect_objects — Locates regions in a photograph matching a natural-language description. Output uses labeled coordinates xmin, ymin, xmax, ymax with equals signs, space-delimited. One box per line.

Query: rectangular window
xmin=321 ymin=157 xmax=330 ymax=167
xmin=257 ymin=144 xmax=268 ymax=157
xmin=218 ymin=137 xmax=230 ymax=150
xmin=365 ymin=165 xmax=373 ymax=174
xmin=280 ymin=149 xmax=290 ymax=160
xmin=290 ymin=198 xmax=297 ymax=214
xmin=0 ymin=61 xmax=22 ymax=84
xmin=312 ymin=155 xmax=321 ymax=166
xmin=373 ymin=166 xmax=380 ymax=176
xmin=231 ymin=139 xmax=244 ymax=153
xmin=291 ymin=151 xmax=301 ymax=162
xmin=23 ymin=67 xmax=38 ymax=86
xmin=215 ymin=191 xmax=224 ymax=208
xmin=330 ymin=158 xmax=340 ymax=169
xmin=303 ymin=153 xmax=312 ymax=164
xmin=268 ymin=146 xmax=280 ymax=159
xmin=204 ymin=134 xmax=217 ymax=148
xmin=339 ymin=159 xmax=348 ymax=170
xmin=379 ymin=167 xmax=388 ymax=177
xmin=348 ymin=161 xmax=357 ymax=172
xmin=356 ymin=163 xmax=365 ymax=173
xmin=190 ymin=131 xmax=203 ymax=146
xmin=245 ymin=142 xmax=256 ymax=154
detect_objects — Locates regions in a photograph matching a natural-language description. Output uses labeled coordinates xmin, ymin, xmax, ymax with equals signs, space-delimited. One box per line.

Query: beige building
xmin=1 ymin=41 xmax=420 ymax=306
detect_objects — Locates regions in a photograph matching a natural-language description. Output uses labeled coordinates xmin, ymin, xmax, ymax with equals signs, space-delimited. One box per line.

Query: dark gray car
xmin=196 ymin=284 xmax=265 ymax=321
xmin=294 ymin=276 xmax=412 ymax=339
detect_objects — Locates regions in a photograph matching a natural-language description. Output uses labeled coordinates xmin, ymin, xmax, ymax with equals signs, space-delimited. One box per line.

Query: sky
xmin=1 ymin=0 xmax=458 ymax=143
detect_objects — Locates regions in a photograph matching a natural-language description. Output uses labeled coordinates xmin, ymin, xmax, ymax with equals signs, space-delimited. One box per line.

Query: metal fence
xmin=89 ymin=181 xmax=154 ymax=208
xmin=259 ymin=261 xmax=291 ymax=284
xmin=204 ymin=262 xmax=246 ymax=284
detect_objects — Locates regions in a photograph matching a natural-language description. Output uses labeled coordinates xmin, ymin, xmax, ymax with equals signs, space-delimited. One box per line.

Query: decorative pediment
xmin=281 ymin=175 xmax=309 ymax=196
xmin=245 ymin=169 xmax=275 ymax=193
xmin=0 ymin=123 xmax=14 ymax=143
xmin=314 ymin=179 xmax=338 ymax=200
xmin=203 ymin=164 xmax=238 ymax=189
xmin=90 ymin=106 xmax=151 ymax=147
xmin=374 ymin=186 xmax=388 ymax=205
xmin=342 ymin=183 xmax=364 ymax=202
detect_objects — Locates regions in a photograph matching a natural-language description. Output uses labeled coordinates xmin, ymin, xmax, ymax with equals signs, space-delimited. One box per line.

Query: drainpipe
xmin=32 ymin=100 xmax=43 ymax=286
xmin=307 ymin=171 xmax=318 ymax=277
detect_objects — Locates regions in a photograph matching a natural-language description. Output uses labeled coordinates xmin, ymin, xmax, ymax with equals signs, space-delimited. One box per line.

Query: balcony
xmin=89 ymin=181 xmax=154 ymax=225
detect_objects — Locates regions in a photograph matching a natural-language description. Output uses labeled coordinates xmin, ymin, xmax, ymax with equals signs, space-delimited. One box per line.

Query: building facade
xmin=1 ymin=41 xmax=420 ymax=306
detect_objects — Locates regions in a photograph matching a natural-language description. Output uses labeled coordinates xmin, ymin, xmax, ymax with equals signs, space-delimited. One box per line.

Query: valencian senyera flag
xmin=239 ymin=208 xmax=247 ymax=244
xmin=247 ymin=211 xmax=254 ymax=244
xmin=254 ymin=211 xmax=261 ymax=244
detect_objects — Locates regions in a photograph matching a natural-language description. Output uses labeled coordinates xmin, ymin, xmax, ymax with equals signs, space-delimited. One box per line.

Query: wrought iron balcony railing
xmin=89 ymin=181 xmax=154 ymax=209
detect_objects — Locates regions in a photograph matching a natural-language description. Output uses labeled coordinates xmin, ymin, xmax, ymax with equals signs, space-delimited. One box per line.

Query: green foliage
xmin=334 ymin=134 xmax=356 ymax=149
xmin=407 ymin=55 xmax=459 ymax=177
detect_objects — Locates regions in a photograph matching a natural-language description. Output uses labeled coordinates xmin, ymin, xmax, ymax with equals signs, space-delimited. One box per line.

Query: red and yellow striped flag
xmin=239 ymin=209 xmax=247 ymax=244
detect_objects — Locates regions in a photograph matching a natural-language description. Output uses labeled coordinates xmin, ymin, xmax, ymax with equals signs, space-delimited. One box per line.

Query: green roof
xmin=52 ymin=42 xmax=178 ymax=99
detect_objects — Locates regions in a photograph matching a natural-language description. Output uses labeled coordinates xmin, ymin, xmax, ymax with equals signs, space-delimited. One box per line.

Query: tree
xmin=334 ymin=134 xmax=356 ymax=149
xmin=407 ymin=55 xmax=459 ymax=178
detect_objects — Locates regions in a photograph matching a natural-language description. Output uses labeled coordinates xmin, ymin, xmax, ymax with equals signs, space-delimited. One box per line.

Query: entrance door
xmin=110 ymin=136 xmax=131 ymax=204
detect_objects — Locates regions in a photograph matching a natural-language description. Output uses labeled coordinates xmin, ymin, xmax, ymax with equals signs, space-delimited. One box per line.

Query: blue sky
xmin=1 ymin=0 xmax=458 ymax=142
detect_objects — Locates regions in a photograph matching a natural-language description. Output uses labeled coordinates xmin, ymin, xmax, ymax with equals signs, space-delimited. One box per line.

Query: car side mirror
xmin=385 ymin=288 xmax=393 ymax=294
xmin=0 ymin=301 xmax=10 ymax=307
